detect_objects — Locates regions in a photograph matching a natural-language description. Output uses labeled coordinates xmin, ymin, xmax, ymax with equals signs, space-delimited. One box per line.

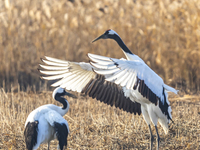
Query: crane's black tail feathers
xmin=24 ymin=121 xmax=39 ymax=150
xmin=54 ymin=122 xmax=68 ymax=150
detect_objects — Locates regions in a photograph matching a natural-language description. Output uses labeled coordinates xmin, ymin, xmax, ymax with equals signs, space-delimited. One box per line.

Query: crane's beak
xmin=64 ymin=91 xmax=77 ymax=98
xmin=92 ymin=34 xmax=105 ymax=43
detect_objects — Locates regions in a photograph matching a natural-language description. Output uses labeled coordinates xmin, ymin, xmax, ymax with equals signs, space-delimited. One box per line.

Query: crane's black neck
xmin=55 ymin=94 xmax=68 ymax=110
xmin=112 ymin=35 xmax=133 ymax=55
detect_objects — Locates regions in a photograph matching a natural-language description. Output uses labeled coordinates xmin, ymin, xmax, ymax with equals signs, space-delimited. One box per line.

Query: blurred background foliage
xmin=0 ymin=0 xmax=199 ymax=93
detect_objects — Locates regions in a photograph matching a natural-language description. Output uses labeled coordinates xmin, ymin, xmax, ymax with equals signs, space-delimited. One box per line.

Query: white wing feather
xmin=39 ymin=57 xmax=96 ymax=92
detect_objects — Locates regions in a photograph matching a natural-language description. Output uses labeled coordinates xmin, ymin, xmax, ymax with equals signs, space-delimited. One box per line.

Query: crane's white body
xmin=25 ymin=105 xmax=69 ymax=149
xmin=24 ymin=87 xmax=70 ymax=150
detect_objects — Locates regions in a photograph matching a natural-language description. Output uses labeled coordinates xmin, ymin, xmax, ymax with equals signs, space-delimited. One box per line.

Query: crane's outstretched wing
xmin=39 ymin=56 xmax=141 ymax=115
xmin=39 ymin=56 xmax=95 ymax=93
xmin=88 ymin=53 xmax=178 ymax=106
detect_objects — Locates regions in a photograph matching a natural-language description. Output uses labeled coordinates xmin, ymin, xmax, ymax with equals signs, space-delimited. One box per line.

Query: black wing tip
xmin=82 ymin=76 xmax=142 ymax=115
xmin=24 ymin=121 xmax=39 ymax=150
xmin=54 ymin=122 xmax=69 ymax=149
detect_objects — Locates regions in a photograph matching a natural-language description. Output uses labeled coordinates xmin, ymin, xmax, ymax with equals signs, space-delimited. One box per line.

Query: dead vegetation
xmin=0 ymin=0 xmax=200 ymax=149
xmin=0 ymin=89 xmax=200 ymax=149
xmin=0 ymin=0 xmax=200 ymax=92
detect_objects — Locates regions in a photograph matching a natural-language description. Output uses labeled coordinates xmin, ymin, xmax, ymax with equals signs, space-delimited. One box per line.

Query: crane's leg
xmin=47 ymin=142 xmax=50 ymax=150
xmin=141 ymin=106 xmax=153 ymax=150
xmin=155 ymin=125 xmax=160 ymax=150
xmin=148 ymin=125 xmax=154 ymax=150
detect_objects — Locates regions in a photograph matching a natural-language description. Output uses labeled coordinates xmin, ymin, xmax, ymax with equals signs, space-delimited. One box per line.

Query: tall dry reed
xmin=0 ymin=0 xmax=199 ymax=93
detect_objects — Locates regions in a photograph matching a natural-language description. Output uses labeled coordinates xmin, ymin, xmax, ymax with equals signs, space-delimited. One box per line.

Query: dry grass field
xmin=0 ymin=0 xmax=200 ymax=149
xmin=0 ymin=89 xmax=200 ymax=149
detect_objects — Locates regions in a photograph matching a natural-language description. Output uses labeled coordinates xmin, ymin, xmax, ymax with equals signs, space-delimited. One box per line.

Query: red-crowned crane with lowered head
xmin=24 ymin=87 xmax=76 ymax=150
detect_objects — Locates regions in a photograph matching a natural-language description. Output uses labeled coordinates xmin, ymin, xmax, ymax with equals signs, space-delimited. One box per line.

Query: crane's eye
xmin=105 ymin=30 xmax=110 ymax=35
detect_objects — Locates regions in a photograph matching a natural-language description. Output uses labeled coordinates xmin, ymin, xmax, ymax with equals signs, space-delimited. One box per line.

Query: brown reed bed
xmin=0 ymin=0 xmax=199 ymax=92
xmin=0 ymin=88 xmax=200 ymax=149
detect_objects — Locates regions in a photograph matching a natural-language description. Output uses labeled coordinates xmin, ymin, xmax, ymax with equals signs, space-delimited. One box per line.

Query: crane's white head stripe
xmin=108 ymin=29 xmax=119 ymax=36
xmin=52 ymin=87 xmax=65 ymax=98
